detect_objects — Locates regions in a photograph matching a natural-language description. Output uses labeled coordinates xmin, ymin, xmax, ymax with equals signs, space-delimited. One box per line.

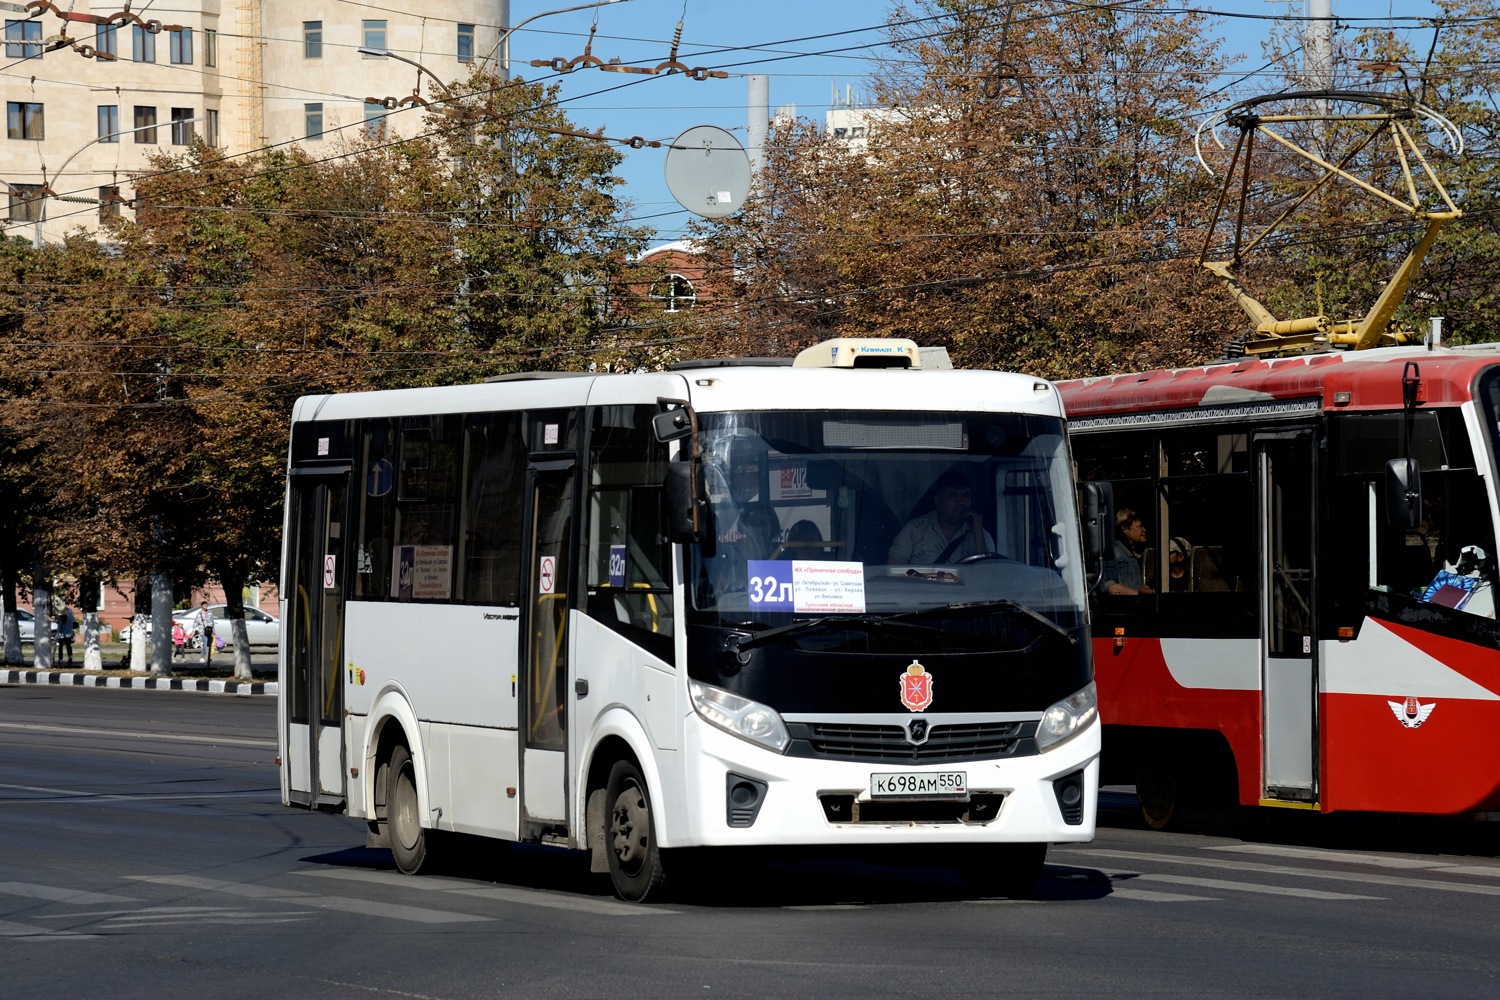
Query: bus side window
xmin=459 ymin=413 xmax=526 ymax=606
xmin=586 ymin=405 xmax=674 ymax=663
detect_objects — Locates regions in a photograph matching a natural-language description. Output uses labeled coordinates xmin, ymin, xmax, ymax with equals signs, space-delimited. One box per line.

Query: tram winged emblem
xmin=900 ymin=661 xmax=933 ymax=712
xmin=1387 ymin=697 xmax=1435 ymax=729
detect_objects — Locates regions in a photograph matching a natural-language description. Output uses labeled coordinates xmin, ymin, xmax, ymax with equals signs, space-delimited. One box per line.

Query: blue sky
xmin=505 ymin=1 xmax=1446 ymax=245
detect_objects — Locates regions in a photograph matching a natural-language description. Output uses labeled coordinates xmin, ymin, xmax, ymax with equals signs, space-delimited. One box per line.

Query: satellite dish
xmin=664 ymin=125 xmax=752 ymax=219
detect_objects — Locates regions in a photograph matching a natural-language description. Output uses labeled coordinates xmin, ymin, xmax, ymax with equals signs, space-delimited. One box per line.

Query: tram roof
xmin=1057 ymin=344 xmax=1500 ymax=419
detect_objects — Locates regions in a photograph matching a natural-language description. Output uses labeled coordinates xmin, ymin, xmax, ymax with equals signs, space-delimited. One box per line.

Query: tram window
xmin=1075 ymin=430 xmax=1153 ymax=482
xmin=586 ymin=405 xmax=674 ymax=661
xmin=460 ymin=413 xmax=526 ymax=606
xmin=1163 ymin=431 xmax=1247 ymax=476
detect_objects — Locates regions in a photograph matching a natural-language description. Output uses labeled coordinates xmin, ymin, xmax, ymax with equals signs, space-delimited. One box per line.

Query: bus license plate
xmin=870 ymin=772 xmax=968 ymax=799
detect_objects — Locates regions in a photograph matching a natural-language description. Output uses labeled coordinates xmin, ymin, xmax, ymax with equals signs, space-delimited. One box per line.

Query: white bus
xmin=278 ymin=338 xmax=1101 ymax=901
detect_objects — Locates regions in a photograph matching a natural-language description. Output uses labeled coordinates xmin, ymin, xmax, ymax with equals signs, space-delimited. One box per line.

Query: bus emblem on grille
xmin=900 ymin=661 xmax=933 ymax=712
xmin=907 ymin=719 xmax=929 ymax=744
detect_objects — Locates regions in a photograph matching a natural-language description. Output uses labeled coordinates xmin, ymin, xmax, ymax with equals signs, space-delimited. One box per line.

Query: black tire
xmin=959 ymin=842 xmax=1047 ymax=899
xmin=1136 ymin=758 xmax=1181 ymax=831
xmin=387 ymin=745 xmax=437 ymax=875
xmin=605 ymin=759 xmax=668 ymax=902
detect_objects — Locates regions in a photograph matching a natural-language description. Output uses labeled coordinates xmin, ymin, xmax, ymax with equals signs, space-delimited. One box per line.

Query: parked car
xmin=16 ymin=609 xmax=57 ymax=643
xmin=125 ymin=605 xmax=280 ymax=650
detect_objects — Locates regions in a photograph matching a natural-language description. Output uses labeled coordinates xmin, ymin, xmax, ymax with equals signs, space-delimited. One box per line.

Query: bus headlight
xmin=689 ymin=679 xmax=790 ymax=754
xmin=1035 ymin=681 xmax=1098 ymax=752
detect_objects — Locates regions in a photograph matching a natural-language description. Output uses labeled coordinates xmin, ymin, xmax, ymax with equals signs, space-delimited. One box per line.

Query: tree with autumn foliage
xmin=0 ymin=68 xmax=652 ymax=675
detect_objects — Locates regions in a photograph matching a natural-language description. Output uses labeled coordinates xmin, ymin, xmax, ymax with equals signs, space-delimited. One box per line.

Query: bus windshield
xmin=686 ymin=410 xmax=1086 ymax=632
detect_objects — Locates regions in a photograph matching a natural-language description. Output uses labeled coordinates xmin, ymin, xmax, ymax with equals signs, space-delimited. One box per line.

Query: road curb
xmin=1 ymin=668 xmax=277 ymax=697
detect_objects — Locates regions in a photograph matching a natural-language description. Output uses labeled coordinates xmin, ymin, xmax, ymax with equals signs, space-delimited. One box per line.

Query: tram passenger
xmin=1101 ymin=508 xmax=1153 ymax=595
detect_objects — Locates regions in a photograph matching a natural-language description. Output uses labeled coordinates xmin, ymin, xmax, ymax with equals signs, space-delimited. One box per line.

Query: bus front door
xmin=521 ymin=461 xmax=575 ymax=833
xmin=283 ymin=470 xmax=350 ymax=808
xmin=1256 ymin=430 xmax=1318 ymax=804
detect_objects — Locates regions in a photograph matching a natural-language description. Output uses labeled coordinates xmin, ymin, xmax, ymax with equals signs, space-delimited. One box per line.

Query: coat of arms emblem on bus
xmin=1388 ymin=697 xmax=1435 ymax=729
xmin=900 ymin=661 xmax=933 ymax=712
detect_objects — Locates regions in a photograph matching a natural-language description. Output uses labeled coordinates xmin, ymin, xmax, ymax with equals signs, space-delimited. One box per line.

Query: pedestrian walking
xmin=56 ymin=605 xmax=76 ymax=666
xmin=193 ymin=600 xmax=216 ymax=665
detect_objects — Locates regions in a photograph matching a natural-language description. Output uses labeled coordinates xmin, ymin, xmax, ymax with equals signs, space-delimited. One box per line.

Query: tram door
xmin=520 ymin=460 xmax=576 ymax=830
xmin=284 ymin=469 xmax=351 ymax=807
xmin=1256 ymin=430 xmax=1318 ymax=802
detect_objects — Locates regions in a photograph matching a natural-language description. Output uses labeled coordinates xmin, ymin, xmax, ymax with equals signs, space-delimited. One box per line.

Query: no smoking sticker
xmin=539 ymin=555 xmax=556 ymax=595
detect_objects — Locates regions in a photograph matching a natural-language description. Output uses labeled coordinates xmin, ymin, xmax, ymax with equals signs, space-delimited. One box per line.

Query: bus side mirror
xmin=1079 ymin=481 xmax=1113 ymax=564
xmin=665 ymin=462 xmax=714 ymax=551
xmin=653 ymin=408 xmax=693 ymax=443
xmin=1385 ymin=457 xmax=1422 ymax=530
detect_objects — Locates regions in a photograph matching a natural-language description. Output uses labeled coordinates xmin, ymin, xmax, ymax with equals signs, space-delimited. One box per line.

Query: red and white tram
xmin=1059 ymin=344 xmax=1500 ymax=825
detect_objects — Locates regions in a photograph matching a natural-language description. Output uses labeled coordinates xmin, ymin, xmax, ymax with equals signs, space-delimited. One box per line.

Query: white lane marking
xmin=0 ymin=721 xmax=275 ymax=748
xmin=0 ymin=882 xmax=138 ymax=904
xmin=1064 ymin=849 xmax=1500 ymax=897
xmin=1211 ymin=843 xmax=1500 ymax=878
xmin=1137 ymin=873 xmax=1379 ymax=900
xmin=0 ymin=918 xmax=99 ymax=940
xmin=0 ymin=782 xmax=276 ymax=803
xmin=1108 ymin=887 xmax=1220 ymax=902
xmin=296 ymin=867 xmax=677 ymax=916
xmin=126 ymin=874 xmax=491 ymax=924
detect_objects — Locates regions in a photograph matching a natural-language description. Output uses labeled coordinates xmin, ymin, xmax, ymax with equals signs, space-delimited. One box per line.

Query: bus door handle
xmin=575 ymin=678 xmax=589 ymax=698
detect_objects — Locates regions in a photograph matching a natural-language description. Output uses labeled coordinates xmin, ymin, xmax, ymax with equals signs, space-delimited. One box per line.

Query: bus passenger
xmin=887 ymin=470 xmax=995 ymax=564
xmin=1102 ymin=508 xmax=1153 ymax=595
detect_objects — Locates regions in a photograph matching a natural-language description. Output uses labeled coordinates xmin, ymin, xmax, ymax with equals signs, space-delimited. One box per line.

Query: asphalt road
xmin=2 ymin=685 xmax=1498 ymax=999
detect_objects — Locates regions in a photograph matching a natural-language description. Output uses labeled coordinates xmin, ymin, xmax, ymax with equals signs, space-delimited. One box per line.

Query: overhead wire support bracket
xmin=1194 ymin=89 xmax=1463 ymax=356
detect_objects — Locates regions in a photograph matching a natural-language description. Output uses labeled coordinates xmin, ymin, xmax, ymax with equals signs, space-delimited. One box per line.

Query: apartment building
xmin=3 ymin=1 xmax=507 ymax=243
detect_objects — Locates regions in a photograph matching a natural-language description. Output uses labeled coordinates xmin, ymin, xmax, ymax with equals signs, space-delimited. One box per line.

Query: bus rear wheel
xmin=605 ymin=760 xmax=667 ymax=902
xmin=388 ymin=745 xmax=436 ymax=875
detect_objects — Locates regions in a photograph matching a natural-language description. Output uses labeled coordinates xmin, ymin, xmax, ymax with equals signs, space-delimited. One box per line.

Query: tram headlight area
xmin=1035 ymin=681 xmax=1098 ymax=753
xmin=689 ymin=679 xmax=791 ymax=754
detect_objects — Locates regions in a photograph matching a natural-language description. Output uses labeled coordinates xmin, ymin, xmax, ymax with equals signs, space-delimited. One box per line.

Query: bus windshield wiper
xmin=891 ymin=600 xmax=1076 ymax=645
xmin=727 ymin=616 xmax=941 ymax=654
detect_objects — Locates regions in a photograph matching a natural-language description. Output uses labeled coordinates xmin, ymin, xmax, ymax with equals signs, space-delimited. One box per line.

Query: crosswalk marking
xmin=0 ymin=918 xmax=99 ymax=940
xmin=127 ymin=874 xmax=492 ymax=924
xmin=1065 ymin=848 xmax=1500 ymax=897
xmin=1134 ymin=873 xmax=1380 ymax=900
xmin=0 ymin=882 xmax=138 ymax=904
xmin=1211 ymin=843 xmax=1500 ymax=879
xmin=297 ymin=868 xmax=678 ymax=917
xmin=1107 ymin=887 xmax=1219 ymax=903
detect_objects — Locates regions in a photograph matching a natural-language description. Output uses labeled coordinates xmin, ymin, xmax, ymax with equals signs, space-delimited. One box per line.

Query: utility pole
xmin=747 ymin=75 xmax=769 ymax=179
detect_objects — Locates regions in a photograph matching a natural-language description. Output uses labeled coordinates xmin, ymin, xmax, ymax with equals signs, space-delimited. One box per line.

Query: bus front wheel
xmin=605 ymin=759 xmax=667 ymax=902
xmin=388 ymin=745 xmax=435 ymax=875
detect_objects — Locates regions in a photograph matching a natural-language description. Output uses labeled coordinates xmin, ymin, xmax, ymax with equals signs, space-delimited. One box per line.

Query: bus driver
xmin=887 ymin=470 xmax=995 ymax=564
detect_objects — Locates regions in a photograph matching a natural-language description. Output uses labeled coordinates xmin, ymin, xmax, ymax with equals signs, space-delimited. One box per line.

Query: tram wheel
xmin=1136 ymin=760 xmax=1182 ymax=831
xmin=388 ymin=744 xmax=437 ymax=875
xmin=605 ymin=759 xmax=668 ymax=902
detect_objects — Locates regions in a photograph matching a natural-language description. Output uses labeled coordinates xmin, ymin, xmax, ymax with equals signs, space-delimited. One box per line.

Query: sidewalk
xmin=3 ymin=643 xmax=278 ymax=696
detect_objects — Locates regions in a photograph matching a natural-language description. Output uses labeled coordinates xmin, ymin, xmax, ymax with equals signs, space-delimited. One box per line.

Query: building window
xmin=305 ymin=103 xmax=324 ymax=140
xmin=96 ymin=24 xmax=117 ymax=61
xmin=98 ymin=105 xmax=119 ymax=142
xmin=205 ymin=109 xmax=219 ymax=147
xmin=364 ymin=105 xmax=385 ymax=139
xmin=362 ymin=20 xmax=386 ymax=53
xmin=204 ymin=28 xmax=216 ymax=67
xmin=650 ymin=274 xmax=696 ymax=312
xmin=457 ymin=23 xmax=474 ymax=63
xmin=170 ymin=107 xmax=194 ymax=145
xmin=99 ymin=186 xmax=121 ymax=221
xmin=133 ymin=105 xmax=157 ymax=143
xmin=4 ymin=19 xmax=42 ymax=59
xmin=7 ymin=101 xmax=43 ymax=140
xmin=303 ymin=21 xmax=322 ymax=59
xmin=132 ymin=24 xmax=155 ymax=62
xmin=169 ymin=27 xmax=192 ymax=64
xmin=8 ymin=183 xmax=45 ymax=223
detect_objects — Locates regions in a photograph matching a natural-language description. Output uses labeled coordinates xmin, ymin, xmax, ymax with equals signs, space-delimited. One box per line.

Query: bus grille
xmin=788 ymin=721 xmax=1035 ymax=762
